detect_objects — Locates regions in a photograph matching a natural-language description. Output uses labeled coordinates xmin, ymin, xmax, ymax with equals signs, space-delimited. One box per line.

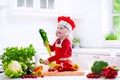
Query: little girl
xmin=43 ymin=16 xmax=75 ymax=67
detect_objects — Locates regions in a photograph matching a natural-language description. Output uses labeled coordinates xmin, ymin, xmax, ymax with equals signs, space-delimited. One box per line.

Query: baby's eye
xmin=60 ymin=27 xmax=63 ymax=30
xmin=61 ymin=27 xmax=65 ymax=30
xmin=57 ymin=27 xmax=63 ymax=30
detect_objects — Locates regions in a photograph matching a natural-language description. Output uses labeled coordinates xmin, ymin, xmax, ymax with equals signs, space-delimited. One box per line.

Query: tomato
xmin=56 ymin=66 xmax=63 ymax=72
xmin=48 ymin=68 xmax=56 ymax=72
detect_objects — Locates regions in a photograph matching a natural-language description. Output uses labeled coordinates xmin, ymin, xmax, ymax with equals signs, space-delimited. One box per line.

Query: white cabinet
xmin=34 ymin=49 xmax=120 ymax=71
xmin=72 ymin=53 xmax=120 ymax=70
xmin=115 ymin=55 xmax=120 ymax=69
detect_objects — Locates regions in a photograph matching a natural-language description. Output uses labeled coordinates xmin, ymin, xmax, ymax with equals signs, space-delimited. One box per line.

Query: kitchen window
xmin=17 ymin=0 xmax=33 ymax=8
xmin=113 ymin=0 xmax=120 ymax=40
xmin=12 ymin=0 xmax=57 ymax=14
xmin=106 ymin=0 xmax=120 ymax=40
xmin=103 ymin=0 xmax=120 ymax=47
xmin=17 ymin=0 xmax=54 ymax=9
xmin=40 ymin=0 xmax=54 ymax=9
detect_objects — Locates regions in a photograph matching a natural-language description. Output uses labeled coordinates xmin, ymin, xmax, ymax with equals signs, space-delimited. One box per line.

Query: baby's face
xmin=56 ymin=24 xmax=69 ymax=38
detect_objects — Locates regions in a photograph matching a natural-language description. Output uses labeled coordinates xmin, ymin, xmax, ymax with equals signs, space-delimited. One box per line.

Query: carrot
xmin=34 ymin=65 xmax=43 ymax=72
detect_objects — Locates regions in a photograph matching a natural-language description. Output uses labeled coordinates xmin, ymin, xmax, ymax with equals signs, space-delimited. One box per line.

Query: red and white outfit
xmin=48 ymin=38 xmax=72 ymax=65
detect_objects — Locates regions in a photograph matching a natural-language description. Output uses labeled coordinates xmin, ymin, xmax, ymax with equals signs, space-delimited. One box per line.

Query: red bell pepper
xmin=63 ymin=61 xmax=73 ymax=67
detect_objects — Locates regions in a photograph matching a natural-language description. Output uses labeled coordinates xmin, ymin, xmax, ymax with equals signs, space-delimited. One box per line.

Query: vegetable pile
xmin=1 ymin=44 xmax=42 ymax=78
xmin=1 ymin=44 xmax=35 ymax=65
xmin=86 ymin=60 xmax=119 ymax=79
xmin=39 ymin=58 xmax=79 ymax=72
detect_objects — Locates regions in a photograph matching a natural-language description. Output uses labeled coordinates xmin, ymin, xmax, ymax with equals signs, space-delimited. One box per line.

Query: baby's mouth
xmin=57 ymin=32 xmax=61 ymax=35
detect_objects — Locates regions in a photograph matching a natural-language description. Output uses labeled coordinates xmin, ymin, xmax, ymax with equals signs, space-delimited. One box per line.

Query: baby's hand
xmin=43 ymin=43 xmax=49 ymax=47
xmin=43 ymin=59 xmax=49 ymax=65
xmin=43 ymin=43 xmax=47 ymax=47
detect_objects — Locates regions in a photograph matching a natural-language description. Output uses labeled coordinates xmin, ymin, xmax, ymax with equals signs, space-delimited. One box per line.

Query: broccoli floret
xmin=91 ymin=61 xmax=108 ymax=75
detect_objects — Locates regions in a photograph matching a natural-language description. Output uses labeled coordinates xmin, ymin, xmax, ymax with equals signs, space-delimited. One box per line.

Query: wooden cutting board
xmin=43 ymin=69 xmax=85 ymax=76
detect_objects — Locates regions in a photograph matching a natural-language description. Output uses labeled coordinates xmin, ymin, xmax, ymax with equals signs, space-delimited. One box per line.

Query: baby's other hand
xmin=43 ymin=59 xmax=49 ymax=65
xmin=43 ymin=43 xmax=47 ymax=47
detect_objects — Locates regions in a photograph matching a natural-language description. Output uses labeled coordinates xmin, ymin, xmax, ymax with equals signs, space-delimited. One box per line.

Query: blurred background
xmin=0 ymin=0 xmax=120 ymax=53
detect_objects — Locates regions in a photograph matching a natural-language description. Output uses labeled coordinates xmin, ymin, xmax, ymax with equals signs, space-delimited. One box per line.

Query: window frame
xmin=112 ymin=0 xmax=120 ymax=40
xmin=105 ymin=0 xmax=120 ymax=40
xmin=103 ymin=0 xmax=119 ymax=39
xmin=11 ymin=0 xmax=58 ymax=15
xmin=103 ymin=0 xmax=120 ymax=48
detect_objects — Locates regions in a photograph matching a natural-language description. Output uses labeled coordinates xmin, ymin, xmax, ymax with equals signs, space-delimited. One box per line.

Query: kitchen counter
xmin=72 ymin=48 xmax=120 ymax=70
xmin=1 ymin=48 xmax=120 ymax=80
xmin=72 ymin=48 xmax=120 ymax=55
xmin=0 ymin=71 xmax=120 ymax=80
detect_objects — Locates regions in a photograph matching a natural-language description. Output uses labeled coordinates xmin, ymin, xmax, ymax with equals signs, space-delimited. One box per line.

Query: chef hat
xmin=57 ymin=16 xmax=75 ymax=30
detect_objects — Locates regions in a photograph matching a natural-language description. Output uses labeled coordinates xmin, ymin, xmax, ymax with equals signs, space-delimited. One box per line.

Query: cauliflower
xmin=4 ymin=61 xmax=23 ymax=78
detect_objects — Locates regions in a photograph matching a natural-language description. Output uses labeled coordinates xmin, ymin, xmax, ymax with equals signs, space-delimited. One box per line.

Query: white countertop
xmin=73 ymin=48 xmax=120 ymax=53
xmin=1 ymin=48 xmax=120 ymax=80
xmin=0 ymin=71 xmax=120 ymax=80
xmin=72 ymin=48 xmax=120 ymax=55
